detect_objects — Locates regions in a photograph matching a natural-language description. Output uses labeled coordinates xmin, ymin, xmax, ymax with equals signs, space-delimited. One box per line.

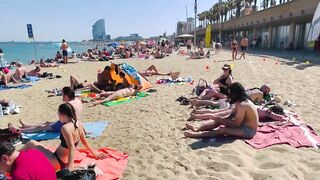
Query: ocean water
xmin=0 ymin=42 xmax=95 ymax=64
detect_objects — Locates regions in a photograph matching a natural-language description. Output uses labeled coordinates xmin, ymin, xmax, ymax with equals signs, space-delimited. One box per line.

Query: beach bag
xmin=56 ymin=166 xmax=96 ymax=180
xmin=193 ymin=78 xmax=209 ymax=96
xmin=0 ymin=128 xmax=22 ymax=144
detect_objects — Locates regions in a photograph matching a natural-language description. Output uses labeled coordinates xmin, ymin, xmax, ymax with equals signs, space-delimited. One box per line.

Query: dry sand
xmin=1 ymin=51 xmax=319 ymax=180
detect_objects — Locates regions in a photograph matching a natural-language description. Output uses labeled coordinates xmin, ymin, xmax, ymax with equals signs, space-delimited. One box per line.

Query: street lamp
xmin=194 ymin=0 xmax=197 ymax=49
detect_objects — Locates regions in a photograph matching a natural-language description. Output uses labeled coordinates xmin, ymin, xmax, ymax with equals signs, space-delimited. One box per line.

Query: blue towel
xmin=25 ymin=76 xmax=40 ymax=82
xmin=22 ymin=121 xmax=109 ymax=141
xmin=0 ymin=84 xmax=32 ymax=91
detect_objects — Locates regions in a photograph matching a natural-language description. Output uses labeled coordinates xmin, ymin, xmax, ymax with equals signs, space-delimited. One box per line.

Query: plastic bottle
xmin=8 ymin=101 xmax=15 ymax=113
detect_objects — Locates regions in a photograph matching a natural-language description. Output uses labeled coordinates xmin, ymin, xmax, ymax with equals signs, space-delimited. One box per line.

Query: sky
xmin=0 ymin=0 xmax=217 ymax=41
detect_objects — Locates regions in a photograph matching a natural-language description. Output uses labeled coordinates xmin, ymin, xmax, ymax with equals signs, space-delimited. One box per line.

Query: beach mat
xmin=23 ymin=76 xmax=40 ymax=83
xmin=22 ymin=121 xmax=109 ymax=141
xmin=103 ymin=92 xmax=149 ymax=107
xmin=156 ymin=77 xmax=193 ymax=85
xmin=74 ymin=147 xmax=128 ymax=180
xmin=0 ymin=84 xmax=32 ymax=91
xmin=245 ymin=114 xmax=320 ymax=149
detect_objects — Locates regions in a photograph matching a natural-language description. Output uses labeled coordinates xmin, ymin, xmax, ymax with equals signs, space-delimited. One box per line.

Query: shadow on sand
xmin=189 ymin=137 xmax=236 ymax=150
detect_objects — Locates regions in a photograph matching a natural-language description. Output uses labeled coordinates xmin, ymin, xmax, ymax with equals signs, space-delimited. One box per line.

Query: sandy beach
xmin=1 ymin=51 xmax=319 ymax=180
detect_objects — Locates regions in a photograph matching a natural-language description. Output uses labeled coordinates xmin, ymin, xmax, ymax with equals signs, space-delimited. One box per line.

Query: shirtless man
xmin=94 ymin=65 xmax=115 ymax=91
xmin=92 ymin=85 xmax=142 ymax=105
xmin=238 ymin=36 xmax=249 ymax=60
xmin=60 ymin=39 xmax=69 ymax=64
xmin=246 ymin=84 xmax=271 ymax=104
xmin=185 ymin=82 xmax=258 ymax=139
xmin=13 ymin=62 xmax=27 ymax=82
xmin=27 ymin=66 xmax=42 ymax=77
xmin=40 ymin=59 xmax=59 ymax=68
xmin=16 ymin=87 xmax=82 ymax=133
xmin=0 ymin=68 xmax=19 ymax=85
xmin=69 ymin=75 xmax=103 ymax=93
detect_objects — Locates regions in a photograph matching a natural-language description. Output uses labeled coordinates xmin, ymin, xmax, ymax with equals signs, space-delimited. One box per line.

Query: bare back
xmin=235 ymin=100 xmax=258 ymax=130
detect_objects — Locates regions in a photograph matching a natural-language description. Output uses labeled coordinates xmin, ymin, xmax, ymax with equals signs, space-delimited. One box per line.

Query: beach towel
xmin=156 ymin=77 xmax=193 ymax=85
xmin=23 ymin=76 xmax=40 ymax=82
xmin=22 ymin=121 xmax=109 ymax=141
xmin=103 ymin=92 xmax=149 ymax=107
xmin=0 ymin=84 xmax=32 ymax=91
xmin=245 ymin=115 xmax=320 ymax=149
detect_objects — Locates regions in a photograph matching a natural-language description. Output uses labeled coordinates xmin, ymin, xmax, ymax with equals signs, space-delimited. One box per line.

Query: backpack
xmin=0 ymin=128 xmax=22 ymax=144
xmin=56 ymin=165 xmax=96 ymax=180
xmin=193 ymin=78 xmax=209 ymax=96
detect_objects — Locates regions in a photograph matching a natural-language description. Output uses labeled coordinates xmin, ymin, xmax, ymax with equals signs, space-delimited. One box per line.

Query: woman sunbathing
xmin=19 ymin=103 xmax=106 ymax=171
xmin=139 ymin=65 xmax=180 ymax=80
xmin=70 ymin=75 xmax=103 ymax=93
xmin=27 ymin=66 xmax=42 ymax=77
xmin=199 ymin=64 xmax=234 ymax=100
xmin=92 ymin=85 xmax=142 ymax=105
xmin=40 ymin=59 xmax=59 ymax=68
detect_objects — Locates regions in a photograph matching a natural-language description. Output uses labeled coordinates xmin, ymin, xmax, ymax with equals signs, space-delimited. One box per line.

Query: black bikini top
xmin=60 ymin=122 xmax=81 ymax=149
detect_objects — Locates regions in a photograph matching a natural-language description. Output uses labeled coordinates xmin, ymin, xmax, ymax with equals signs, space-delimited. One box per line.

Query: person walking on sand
xmin=238 ymin=35 xmax=248 ymax=60
xmin=230 ymin=38 xmax=238 ymax=61
xmin=60 ymin=39 xmax=69 ymax=64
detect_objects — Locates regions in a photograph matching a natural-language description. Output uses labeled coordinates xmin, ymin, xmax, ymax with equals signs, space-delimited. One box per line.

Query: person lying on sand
xmin=17 ymin=103 xmax=106 ymax=171
xmin=198 ymin=64 xmax=234 ymax=100
xmin=0 ymin=68 xmax=19 ymax=86
xmin=27 ymin=66 xmax=43 ymax=77
xmin=70 ymin=75 xmax=103 ymax=93
xmin=13 ymin=62 xmax=27 ymax=82
xmin=13 ymin=87 xmax=82 ymax=134
xmin=184 ymin=82 xmax=258 ymax=139
xmin=246 ymin=85 xmax=271 ymax=104
xmin=92 ymin=85 xmax=142 ymax=105
xmin=139 ymin=65 xmax=180 ymax=79
xmin=40 ymin=59 xmax=59 ymax=68
xmin=187 ymin=106 xmax=234 ymax=121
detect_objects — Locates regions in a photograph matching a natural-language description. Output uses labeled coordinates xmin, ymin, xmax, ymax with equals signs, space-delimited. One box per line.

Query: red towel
xmin=245 ymin=121 xmax=320 ymax=149
xmin=75 ymin=147 xmax=129 ymax=180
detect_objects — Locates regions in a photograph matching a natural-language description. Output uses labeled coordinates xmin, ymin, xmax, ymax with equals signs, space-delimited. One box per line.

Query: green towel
xmin=103 ymin=92 xmax=149 ymax=107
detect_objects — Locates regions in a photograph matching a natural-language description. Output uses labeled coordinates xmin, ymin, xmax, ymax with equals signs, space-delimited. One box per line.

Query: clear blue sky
xmin=0 ymin=0 xmax=217 ymax=41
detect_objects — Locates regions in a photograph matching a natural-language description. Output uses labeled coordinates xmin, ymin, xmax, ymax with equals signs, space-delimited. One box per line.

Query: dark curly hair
xmin=228 ymin=82 xmax=247 ymax=104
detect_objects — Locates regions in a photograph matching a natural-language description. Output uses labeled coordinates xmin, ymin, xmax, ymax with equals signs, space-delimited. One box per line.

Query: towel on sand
xmin=245 ymin=115 xmax=320 ymax=149
xmin=0 ymin=84 xmax=32 ymax=91
xmin=103 ymin=92 xmax=149 ymax=107
xmin=156 ymin=77 xmax=193 ymax=85
xmin=22 ymin=121 xmax=109 ymax=140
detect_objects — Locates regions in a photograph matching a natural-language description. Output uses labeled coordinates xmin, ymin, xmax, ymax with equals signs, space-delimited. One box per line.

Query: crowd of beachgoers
xmin=0 ymin=37 xmax=319 ymax=179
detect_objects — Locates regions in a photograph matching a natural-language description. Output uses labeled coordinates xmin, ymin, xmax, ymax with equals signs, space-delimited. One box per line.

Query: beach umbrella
xmin=307 ymin=2 xmax=320 ymax=41
xmin=107 ymin=42 xmax=119 ymax=48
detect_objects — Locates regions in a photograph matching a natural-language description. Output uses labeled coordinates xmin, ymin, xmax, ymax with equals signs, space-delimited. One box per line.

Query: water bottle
xmin=0 ymin=104 xmax=3 ymax=117
xmin=8 ymin=101 xmax=15 ymax=113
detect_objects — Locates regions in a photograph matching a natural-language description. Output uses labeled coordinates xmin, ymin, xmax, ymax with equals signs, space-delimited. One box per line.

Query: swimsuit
xmin=240 ymin=125 xmax=257 ymax=139
xmin=219 ymin=76 xmax=230 ymax=95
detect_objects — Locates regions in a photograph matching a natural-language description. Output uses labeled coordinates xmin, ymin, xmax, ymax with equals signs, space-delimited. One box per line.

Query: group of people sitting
xmin=0 ymin=86 xmax=108 ymax=179
xmin=183 ymin=64 xmax=285 ymax=140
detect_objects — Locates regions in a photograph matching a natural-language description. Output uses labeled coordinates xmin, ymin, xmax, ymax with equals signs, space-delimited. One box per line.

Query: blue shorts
xmin=240 ymin=125 xmax=257 ymax=139
xmin=62 ymin=50 xmax=68 ymax=57
xmin=51 ymin=121 xmax=64 ymax=132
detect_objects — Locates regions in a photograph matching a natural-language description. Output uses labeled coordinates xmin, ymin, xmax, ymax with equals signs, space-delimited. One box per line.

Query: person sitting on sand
xmin=0 ymin=68 xmax=19 ymax=86
xmin=246 ymin=85 xmax=271 ymax=104
xmin=15 ymin=87 xmax=83 ymax=134
xmin=40 ymin=59 xmax=59 ymax=68
xmin=27 ymin=66 xmax=42 ymax=77
xmin=13 ymin=62 xmax=27 ymax=82
xmin=95 ymin=65 xmax=115 ymax=91
xmin=184 ymin=82 xmax=258 ymax=139
xmin=55 ymin=51 xmax=63 ymax=62
xmin=18 ymin=103 xmax=106 ymax=171
xmin=0 ymin=142 xmax=56 ymax=179
xmin=92 ymin=85 xmax=142 ymax=105
xmin=115 ymin=71 xmax=131 ymax=90
xmin=198 ymin=64 xmax=234 ymax=100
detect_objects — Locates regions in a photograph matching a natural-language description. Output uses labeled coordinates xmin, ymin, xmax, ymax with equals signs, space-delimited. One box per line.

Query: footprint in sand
xmin=205 ymin=161 xmax=230 ymax=172
xmin=258 ymin=162 xmax=285 ymax=169
xmin=220 ymin=154 xmax=245 ymax=167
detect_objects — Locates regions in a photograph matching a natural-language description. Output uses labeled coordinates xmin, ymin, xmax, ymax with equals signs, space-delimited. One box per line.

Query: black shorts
xmin=241 ymin=46 xmax=247 ymax=52
xmin=74 ymin=84 xmax=84 ymax=90
xmin=62 ymin=50 xmax=68 ymax=57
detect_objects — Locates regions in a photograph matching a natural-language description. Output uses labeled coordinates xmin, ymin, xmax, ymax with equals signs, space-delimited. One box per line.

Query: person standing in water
xmin=60 ymin=39 xmax=69 ymax=64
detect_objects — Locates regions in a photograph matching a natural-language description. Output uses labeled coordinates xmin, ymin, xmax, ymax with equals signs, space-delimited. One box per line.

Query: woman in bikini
xmin=230 ymin=38 xmax=238 ymax=61
xmin=198 ymin=64 xmax=234 ymax=100
xmin=20 ymin=103 xmax=106 ymax=170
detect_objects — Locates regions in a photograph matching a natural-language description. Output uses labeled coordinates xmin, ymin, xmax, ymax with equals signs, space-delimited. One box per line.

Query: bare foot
xmin=19 ymin=120 xmax=29 ymax=128
xmin=187 ymin=114 xmax=195 ymax=121
xmin=8 ymin=123 xmax=20 ymax=133
xmin=186 ymin=122 xmax=200 ymax=132
xmin=184 ymin=130 xmax=202 ymax=138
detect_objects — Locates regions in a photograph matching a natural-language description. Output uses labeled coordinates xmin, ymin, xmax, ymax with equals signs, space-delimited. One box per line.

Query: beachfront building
xmin=114 ymin=34 xmax=144 ymax=41
xmin=196 ymin=0 xmax=320 ymax=51
xmin=92 ymin=19 xmax=111 ymax=41
xmin=176 ymin=18 xmax=195 ymax=36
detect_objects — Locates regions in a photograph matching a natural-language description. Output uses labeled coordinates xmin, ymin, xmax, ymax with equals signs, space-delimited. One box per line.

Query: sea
xmin=0 ymin=42 xmax=97 ymax=64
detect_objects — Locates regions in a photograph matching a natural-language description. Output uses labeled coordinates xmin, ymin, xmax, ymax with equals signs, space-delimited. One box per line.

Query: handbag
xmin=193 ymin=78 xmax=209 ymax=96
xmin=56 ymin=166 xmax=96 ymax=180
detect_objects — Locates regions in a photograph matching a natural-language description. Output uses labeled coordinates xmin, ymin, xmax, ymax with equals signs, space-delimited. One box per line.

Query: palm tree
xmin=226 ymin=0 xmax=235 ymax=20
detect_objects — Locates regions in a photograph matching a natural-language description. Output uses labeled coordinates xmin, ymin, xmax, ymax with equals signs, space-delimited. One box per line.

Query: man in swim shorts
xmin=238 ymin=35 xmax=249 ymax=60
